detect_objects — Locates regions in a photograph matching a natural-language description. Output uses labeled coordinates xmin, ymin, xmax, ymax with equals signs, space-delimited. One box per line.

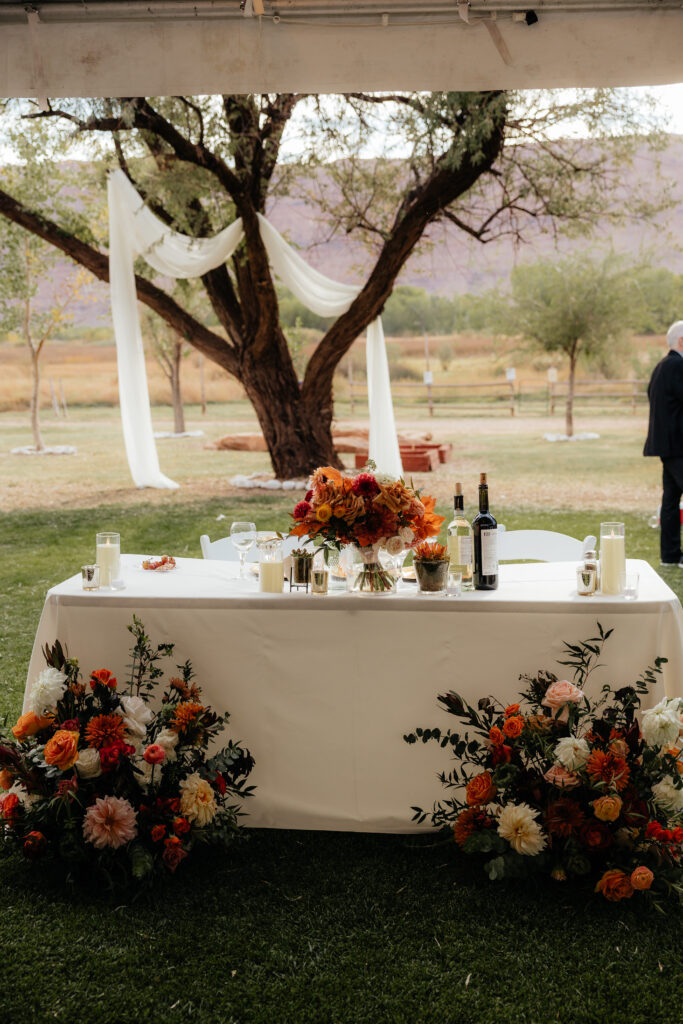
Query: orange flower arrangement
xmin=12 ymin=711 xmax=53 ymax=741
xmin=85 ymin=714 xmax=125 ymax=750
xmin=585 ymin=749 xmax=630 ymax=792
xmin=44 ymin=730 xmax=80 ymax=771
xmin=453 ymin=808 xmax=493 ymax=848
xmin=290 ymin=466 xmax=443 ymax=552
xmin=594 ymin=868 xmax=634 ymax=902
xmin=171 ymin=701 xmax=207 ymax=736
xmin=465 ymin=771 xmax=497 ymax=806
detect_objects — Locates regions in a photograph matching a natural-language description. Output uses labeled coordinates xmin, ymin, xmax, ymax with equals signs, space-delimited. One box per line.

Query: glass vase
xmin=349 ymin=544 xmax=397 ymax=595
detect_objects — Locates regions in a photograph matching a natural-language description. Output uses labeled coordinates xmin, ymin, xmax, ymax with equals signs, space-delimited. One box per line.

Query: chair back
xmin=496 ymin=527 xmax=596 ymax=562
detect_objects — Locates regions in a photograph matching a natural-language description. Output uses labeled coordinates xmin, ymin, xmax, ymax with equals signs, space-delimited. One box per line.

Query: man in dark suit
xmin=644 ymin=320 xmax=683 ymax=565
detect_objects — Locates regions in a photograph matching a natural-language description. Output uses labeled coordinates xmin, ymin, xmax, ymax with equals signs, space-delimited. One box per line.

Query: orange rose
xmin=593 ymin=795 xmax=623 ymax=822
xmin=465 ymin=771 xmax=497 ymax=806
xmin=0 ymin=769 xmax=13 ymax=791
xmin=502 ymin=715 xmax=524 ymax=739
xmin=0 ymin=792 xmax=20 ymax=822
xmin=630 ymin=866 xmax=654 ymax=891
xmin=44 ymin=730 xmax=79 ymax=771
xmin=12 ymin=711 xmax=53 ymax=741
xmin=489 ymin=726 xmax=504 ymax=746
xmin=609 ymin=739 xmax=629 ymax=759
xmin=504 ymin=703 xmax=520 ymax=717
xmin=595 ymin=869 xmax=633 ymax=902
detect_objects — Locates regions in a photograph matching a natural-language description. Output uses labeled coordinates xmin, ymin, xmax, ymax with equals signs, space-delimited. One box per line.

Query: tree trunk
xmin=199 ymin=353 xmax=207 ymax=415
xmin=30 ymin=350 xmax=44 ymax=451
xmin=241 ymin=329 xmax=341 ymax=479
xmin=566 ymin=352 xmax=577 ymax=438
xmin=171 ymin=340 xmax=185 ymax=434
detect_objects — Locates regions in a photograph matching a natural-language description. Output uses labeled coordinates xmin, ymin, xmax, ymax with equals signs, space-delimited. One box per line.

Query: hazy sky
xmin=636 ymin=84 xmax=683 ymax=134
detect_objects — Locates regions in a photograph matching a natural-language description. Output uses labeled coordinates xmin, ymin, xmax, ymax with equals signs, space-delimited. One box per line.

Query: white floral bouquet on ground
xmin=0 ymin=617 xmax=254 ymax=887
xmin=405 ymin=624 xmax=683 ymax=906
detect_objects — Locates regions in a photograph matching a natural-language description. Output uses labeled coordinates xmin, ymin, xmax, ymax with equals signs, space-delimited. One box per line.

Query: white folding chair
xmin=496 ymin=526 xmax=596 ymax=562
xmin=199 ymin=533 xmax=306 ymax=561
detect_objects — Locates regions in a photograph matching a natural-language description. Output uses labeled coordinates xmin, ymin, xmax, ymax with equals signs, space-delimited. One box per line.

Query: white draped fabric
xmin=107 ymin=170 xmax=402 ymax=489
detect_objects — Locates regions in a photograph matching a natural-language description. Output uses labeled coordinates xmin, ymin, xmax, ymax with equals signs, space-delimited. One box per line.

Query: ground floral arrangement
xmin=406 ymin=624 xmax=683 ymax=906
xmin=0 ymin=618 xmax=254 ymax=886
xmin=290 ymin=464 xmax=444 ymax=592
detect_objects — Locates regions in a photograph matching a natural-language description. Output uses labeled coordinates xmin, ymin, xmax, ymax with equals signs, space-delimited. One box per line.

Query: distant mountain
xmin=18 ymin=137 xmax=683 ymax=328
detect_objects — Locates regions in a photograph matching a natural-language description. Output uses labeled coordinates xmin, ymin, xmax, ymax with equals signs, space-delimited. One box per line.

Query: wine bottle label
xmin=456 ymin=536 xmax=472 ymax=565
xmin=480 ymin=529 xmax=498 ymax=576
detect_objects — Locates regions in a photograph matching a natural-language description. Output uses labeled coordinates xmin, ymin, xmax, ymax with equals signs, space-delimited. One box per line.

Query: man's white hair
xmin=666 ymin=321 xmax=683 ymax=348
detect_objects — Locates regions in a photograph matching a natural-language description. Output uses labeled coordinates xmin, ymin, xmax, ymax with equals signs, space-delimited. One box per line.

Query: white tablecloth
xmin=24 ymin=557 xmax=683 ymax=834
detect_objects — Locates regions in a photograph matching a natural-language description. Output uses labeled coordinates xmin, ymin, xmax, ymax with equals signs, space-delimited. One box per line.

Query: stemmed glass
xmin=230 ymin=521 xmax=256 ymax=578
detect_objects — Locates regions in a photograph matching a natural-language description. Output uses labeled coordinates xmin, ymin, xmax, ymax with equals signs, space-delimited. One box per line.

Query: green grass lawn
xmin=1 ymin=499 xmax=681 ymax=1024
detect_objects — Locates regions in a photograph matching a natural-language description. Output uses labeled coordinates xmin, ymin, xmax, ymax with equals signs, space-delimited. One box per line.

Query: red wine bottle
xmin=473 ymin=472 xmax=498 ymax=590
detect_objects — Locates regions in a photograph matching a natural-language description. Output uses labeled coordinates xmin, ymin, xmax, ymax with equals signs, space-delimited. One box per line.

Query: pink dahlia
xmin=293 ymin=500 xmax=312 ymax=520
xmin=351 ymin=473 xmax=380 ymax=498
xmin=82 ymin=795 xmax=138 ymax=850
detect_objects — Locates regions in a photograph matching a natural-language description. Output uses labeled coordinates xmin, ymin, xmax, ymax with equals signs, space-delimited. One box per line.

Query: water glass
xmin=447 ymin=570 xmax=463 ymax=596
xmin=620 ymin=571 xmax=639 ymax=601
xmin=230 ymin=521 xmax=256 ymax=578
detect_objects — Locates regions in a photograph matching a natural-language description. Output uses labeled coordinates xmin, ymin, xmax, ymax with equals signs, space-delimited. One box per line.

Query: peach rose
xmin=544 ymin=764 xmax=580 ymax=789
xmin=44 ymin=730 xmax=79 ymax=771
xmin=595 ymin=868 xmax=633 ymax=902
xmin=465 ymin=771 xmax=497 ymax=806
xmin=630 ymin=866 xmax=654 ymax=891
xmin=593 ymin=795 xmax=623 ymax=822
xmin=542 ymin=680 xmax=584 ymax=722
xmin=0 ymin=769 xmax=12 ymax=791
xmin=12 ymin=711 xmax=53 ymax=741
xmin=609 ymin=739 xmax=630 ymax=759
xmin=503 ymin=715 xmax=524 ymax=739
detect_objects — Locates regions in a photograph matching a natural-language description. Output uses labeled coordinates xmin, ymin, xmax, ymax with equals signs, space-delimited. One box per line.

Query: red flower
xmin=491 ymin=744 xmax=512 ymax=766
xmin=162 ymin=835 xmax=188 ymax=872
xmin=99 ymin=740 xmax=135 ymax=772
xmin=545 ymin=799 xmax=585 ymax=838
xmin=351 ymin=473 xmax=380 ymax=498
xmin=90 ymin=669 xmax=117 ymax=690
xmin=150 ymin=824 xmax=166 ymax=843
xmin=166 ymin=798 xmax=181 ymax=814
xmin=213 ymin=771 xmax=227 ymax=796
xmin=293 ymin=501 xmax=312 ymax=520
xmin=0 ymin=793 xmax=20 ymax=823
xmin=59 ymin=718 xmax=80 ymax=733
xmin=143 ymin=744 xmax=166 ymax=765
xmin=173 ymin=816 xmax=191 ymax=835
xmin=580 ymin=820 xmax=613 ymax=852
xmin=57 ymin=777 xmax=78 ymax=798
xmin=23 ymin=830 xmax=47 ymax=860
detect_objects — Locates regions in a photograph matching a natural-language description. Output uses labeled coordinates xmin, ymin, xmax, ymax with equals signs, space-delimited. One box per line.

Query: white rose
xmin=75 ymin=748 xmax=102 ymax=780
xmin=385 ymin=536 xmax=404 ymax=556
xmin=651 ymin=776 xmax=683 ymax=814
xmin=28 ymin=667 xmax=68 ymax=716
xmin=641 ymin=698 xmax=682 ymax=749
xmin=155 ymin=728 xmax=179 ymax=761
xmin=398 ymin=527 xmax=414 ymax=546
xmin=497 ymin=802 xmax=547 ymax=856
xmin=120 ymin=695 xmax=154 ymax=740
xmin=554 ymin=736 xmax=590 ymax=771
xmin=134 ymin=758 xmax=161 ymax=791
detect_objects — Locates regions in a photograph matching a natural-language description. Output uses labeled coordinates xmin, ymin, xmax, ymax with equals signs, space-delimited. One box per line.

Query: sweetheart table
xmin=24 ymin=556 xmax=683 ymax=834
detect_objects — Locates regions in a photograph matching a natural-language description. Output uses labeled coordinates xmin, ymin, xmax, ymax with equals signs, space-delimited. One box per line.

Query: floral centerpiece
xmin=290 ymin=464 xmax=443 ymax=593
xmin=0 ymin=618 xmax=254 ymax=886
xmin=405 ymin=624 xmax=683 ymax=905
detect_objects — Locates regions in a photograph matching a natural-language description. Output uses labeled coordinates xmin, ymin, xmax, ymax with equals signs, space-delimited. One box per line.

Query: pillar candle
xmin=96 ymin=537 xmax=120 ymax=588
xmin=600 ymin=532 xmax=625 ymax=595
xmin=259 ymin=560 xmax=284 ymax=593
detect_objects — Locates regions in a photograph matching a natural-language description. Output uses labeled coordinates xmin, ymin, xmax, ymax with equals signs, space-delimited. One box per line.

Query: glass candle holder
xmin=311 ymin=569 xmax=329 ymax=594
xmin=81 ymin=564 xmax=100 ymax=591
xmin=96 ymin=532 xmax=120 ymax=589
xmin=600 ymin=523 xmax=625 ymax=595
xmin=259 ymin=538 xmax=284 ymax=593
xmin=447 ymin=569 xmax=463 ymax=596
xmin=576 ymin=566 xmax=597 ymax=597
xmin=620 ymin=571 xmax=639 ymax=601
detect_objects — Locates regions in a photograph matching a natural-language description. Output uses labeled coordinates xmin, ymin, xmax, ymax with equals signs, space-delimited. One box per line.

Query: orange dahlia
xmin=85 ymin=714 xmax=125 ymax=750
xmin=453 ymin=808 xmax=491 ymax=848
xmin=171 ymin=701 xmax=206 ymax=735
xmin=586 ymin=749 xmax=631 ymax=793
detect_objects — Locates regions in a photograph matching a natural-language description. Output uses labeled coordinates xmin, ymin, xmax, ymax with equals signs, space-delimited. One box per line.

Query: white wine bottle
xmin=447 ymin=481 xmax=474 ymax=590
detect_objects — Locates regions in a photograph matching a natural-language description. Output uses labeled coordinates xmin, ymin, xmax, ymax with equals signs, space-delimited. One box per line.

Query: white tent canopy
xmin=1 ymin=2 xmax=682 ymax=100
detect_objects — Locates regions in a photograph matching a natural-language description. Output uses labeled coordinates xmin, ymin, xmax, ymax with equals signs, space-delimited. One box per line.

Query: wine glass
xmin=230 ymin=521 xmax=256 ymax=578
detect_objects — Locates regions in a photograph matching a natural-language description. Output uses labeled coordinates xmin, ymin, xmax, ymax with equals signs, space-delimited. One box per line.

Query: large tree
xmin=0 ymin=91 xmax=667 ymax=476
